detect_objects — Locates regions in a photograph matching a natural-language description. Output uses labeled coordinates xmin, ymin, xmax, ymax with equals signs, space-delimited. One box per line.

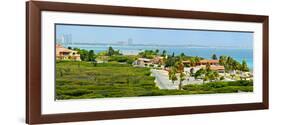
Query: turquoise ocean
xmin=67 ymin=44 xmax=253 ymax=70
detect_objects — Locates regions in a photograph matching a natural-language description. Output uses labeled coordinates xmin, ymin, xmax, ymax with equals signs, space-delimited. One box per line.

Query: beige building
xmin=56 ymin=44 xmax=81 ymax=61
xmin=133 ymin=56 xmax=164 ymax=67
xmin=134 ymin=58 xmax=152 ymax=66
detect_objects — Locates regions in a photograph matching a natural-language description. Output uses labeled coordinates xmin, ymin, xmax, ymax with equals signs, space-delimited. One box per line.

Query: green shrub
xmin=213 ymin=86 xmax=238 ymax=93
xmin=56 ymin=61 xmax=253 ymax=100
xmin=108 ymin=55 xmax=135 ymax=64
xmin=144 ymin=71 xmax=151 ymax=76
xmin=205 ymin=82 xmax=228 ymax=88
xmin=183 ymin=80 xmax=253 ymax=94
xmin=62 ymin=89 xmax=92 ymax=96
xmin=227 ymin=80 xmax=253 ymax=86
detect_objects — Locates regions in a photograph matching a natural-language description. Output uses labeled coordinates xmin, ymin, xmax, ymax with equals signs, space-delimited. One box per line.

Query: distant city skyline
xmin=56 ymin=24 xmax=253 ymax=49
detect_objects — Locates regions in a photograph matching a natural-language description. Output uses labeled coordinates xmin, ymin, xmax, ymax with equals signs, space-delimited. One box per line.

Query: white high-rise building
xmin=61 ymin=34 xmax=72 ymax=46
xmin=128 ymin=38 xmax=133 ymax=45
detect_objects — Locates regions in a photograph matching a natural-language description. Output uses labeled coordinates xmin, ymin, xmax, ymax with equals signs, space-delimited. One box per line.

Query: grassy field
xmin=55 ymin=61 xmax=253 ymax=100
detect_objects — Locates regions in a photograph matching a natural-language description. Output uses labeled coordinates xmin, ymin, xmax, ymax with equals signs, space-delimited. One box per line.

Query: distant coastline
xmin=64 ymin=44 xmax=253 ymax=70
xmin=65 ymin=42 xmax=253 ymax=49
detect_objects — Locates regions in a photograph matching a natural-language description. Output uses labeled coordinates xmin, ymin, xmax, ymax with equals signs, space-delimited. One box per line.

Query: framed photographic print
xmin=26 ymin=1 xmax=269 ymax=124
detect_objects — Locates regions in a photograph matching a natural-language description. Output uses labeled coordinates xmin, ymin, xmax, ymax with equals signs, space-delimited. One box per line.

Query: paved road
xmin=151 ymin=69 xmax=178 ymax=90
xmin=151 ymin=69 xmax=205 ymax=90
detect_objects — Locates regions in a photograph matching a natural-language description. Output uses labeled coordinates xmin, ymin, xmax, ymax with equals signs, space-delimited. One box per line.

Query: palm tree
xmin=212 ymin=54 xmax=217 ymax=60
xmin=108 ymin=46 xmax=114 ymax=56
xmin=88 ymin=50 xmax=95 ymax=61
xmin=219 ymin=55 xmax=228 ymax=76
xmin=174 ymin=60 xmax=186 ymax=90
xmin=241 ymin=59 xmax=249 ymax=71
xmin=168 ymin=69 xmax=173 ymax=80
xmin=175 ymin=60 xmax=184 ymax=73
xmin=155 ymin=49 xmax=159 ymax=55
xmin=230 ymin=74 xmax=235 ymax=79
xmin=219 ymin=55 xmax=227 ymax=66
xmin=233 ymin=61 xmax=241 ymax=71
xmin=208 ymin=71 xmax=219 ymax=82
xmin=189 ymin=57 xmax=200 ymax=67
xmin=180 ymin=53 xmax=185 ymax=59
xmin=189 ymin=57 xmax=196 ymax=67
xmin=213 ymin=71 xmax=219 ymax=81
xmin=204 ymin=70 xmax=211 ymax=83
xmin=206 ymin=62 xmax=211 ymax=72
xmin=194 ymin=56 xmax=201 ymax=65
xmin=203 ymin=75 xmax=209 ymax=84
xmin=190 ymin=68 xmax=194 ymax=77
xmin=162 ymin=50 xmax=167 ymax=57
xmin=194 ymin=68 xmax=205 ymax=80
xmin=179 ymin=72 xmax=186 ymax=90
xmin=169 ymin=67 xmax=178 ymax=84
xmin=171 ymin=73 xmax=178 ymax=84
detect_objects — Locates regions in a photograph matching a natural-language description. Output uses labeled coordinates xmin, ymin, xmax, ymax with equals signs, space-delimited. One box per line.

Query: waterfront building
xmin=56 ymin=44 xmax=81 ymax=61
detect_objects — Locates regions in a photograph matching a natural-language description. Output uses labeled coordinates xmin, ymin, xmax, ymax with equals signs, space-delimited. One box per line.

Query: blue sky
xmin=56 ymin=24 xmax=253 ymax=49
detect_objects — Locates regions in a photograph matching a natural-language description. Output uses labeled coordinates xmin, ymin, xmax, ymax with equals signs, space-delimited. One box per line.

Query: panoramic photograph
xmin=55 ymin=24 xmax=253 ymax=100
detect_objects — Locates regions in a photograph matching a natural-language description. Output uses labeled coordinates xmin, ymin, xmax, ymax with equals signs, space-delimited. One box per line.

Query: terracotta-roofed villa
xmin=56 ymin=44 xmax=81 ymax=61
xmin=182 ymin=59 xmax=220 ymax=66
xmin=183 ymin=59 xmax=225 ymax=73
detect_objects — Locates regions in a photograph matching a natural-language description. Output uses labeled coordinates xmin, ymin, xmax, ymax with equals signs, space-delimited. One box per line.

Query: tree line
xmin=69 ymin=46 xmax=122 ymax=61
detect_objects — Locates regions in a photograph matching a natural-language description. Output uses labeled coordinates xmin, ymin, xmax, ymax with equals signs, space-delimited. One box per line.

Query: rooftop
xmin=56 ymin=44 xmax=77 ymax=53
xmin=182 ymin=59 xmax=219 ymax=64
